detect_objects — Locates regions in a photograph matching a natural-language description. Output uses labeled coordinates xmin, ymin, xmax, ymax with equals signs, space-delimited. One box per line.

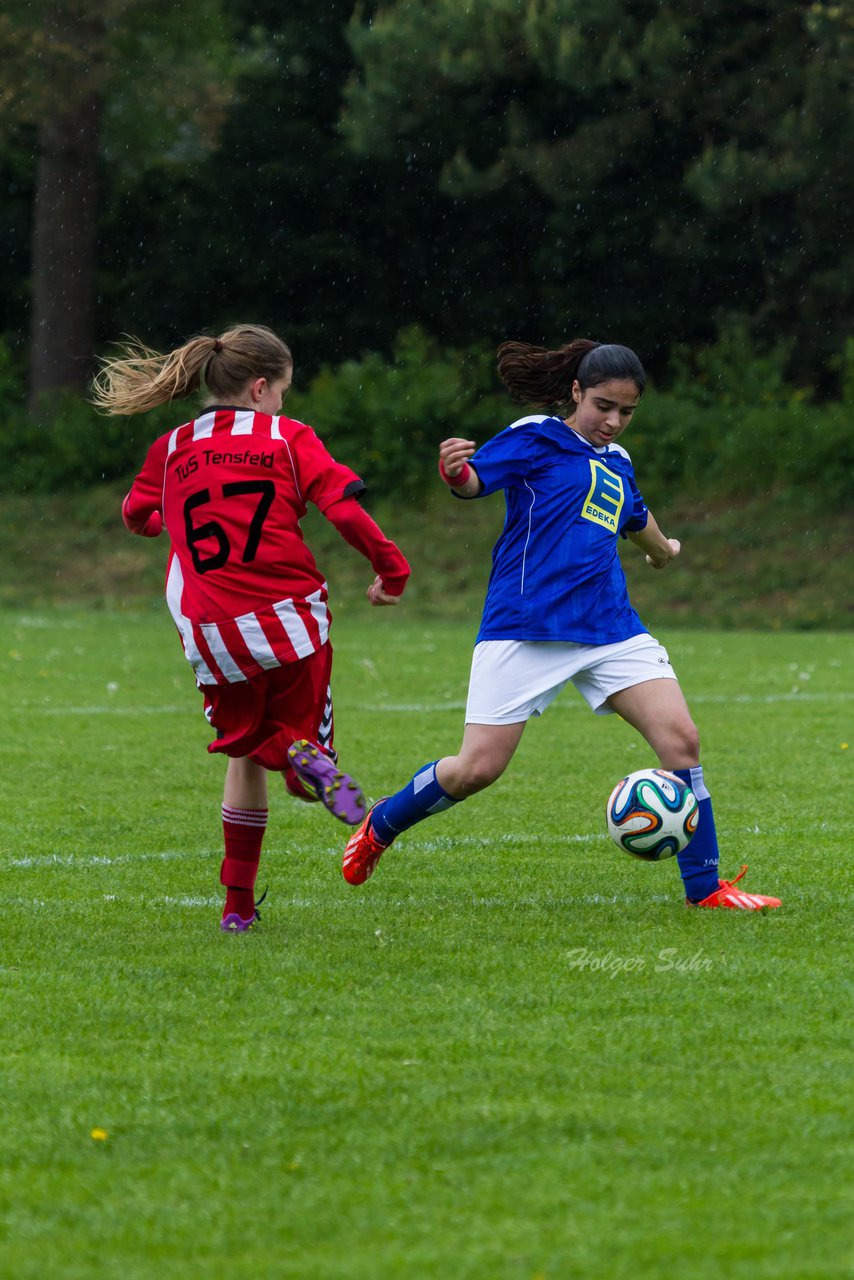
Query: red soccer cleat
xmin=342 ymin=803 xmax=390 ymax=885
xmin=687 ymin=865 xmax=781 ymax=910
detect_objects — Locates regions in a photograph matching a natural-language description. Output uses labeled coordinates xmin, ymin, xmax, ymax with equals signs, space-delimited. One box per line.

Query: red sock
xmin=220 ymin=804 xmax=268 ymax=920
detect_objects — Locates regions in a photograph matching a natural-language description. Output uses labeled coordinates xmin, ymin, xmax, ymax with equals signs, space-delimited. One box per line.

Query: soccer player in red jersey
xmin=93 ymin=324 xmax=409 ymax=931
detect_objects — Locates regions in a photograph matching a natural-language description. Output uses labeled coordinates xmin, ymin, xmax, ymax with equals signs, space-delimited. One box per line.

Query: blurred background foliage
xmin=0 ymin=0 xmax=851 ymax=623
xmin=2 ymin=325 xmax=852 ymax=503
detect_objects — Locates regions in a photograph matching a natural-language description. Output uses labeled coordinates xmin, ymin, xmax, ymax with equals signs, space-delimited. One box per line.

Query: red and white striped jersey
xmin=124 ymin=408 xmax=369 ymax=686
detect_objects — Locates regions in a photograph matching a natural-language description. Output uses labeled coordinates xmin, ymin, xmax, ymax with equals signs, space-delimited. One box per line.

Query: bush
xmin=0 ymin=327 xmax=851 ymax=503
xmin=632 ymin=320 xmax=852 ymax=503
xmin=632 ymin=389 xmax=852 ymax=505
xmin=8 ymin=394 xmax=145 ymax=493
xmin=666 ymin=316 xmax=807 ymax=410
xmin=0 ymin=341 xmax=198 ymax=494
xmin=0 ymin=327 xmax=508 ymax=498
xmin=286 ymin=326 xmax=507 ymax=498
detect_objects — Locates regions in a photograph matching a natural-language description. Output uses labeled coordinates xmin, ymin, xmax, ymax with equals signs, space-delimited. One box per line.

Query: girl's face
xmin=568 ymin=378 xmax=641 ymax=448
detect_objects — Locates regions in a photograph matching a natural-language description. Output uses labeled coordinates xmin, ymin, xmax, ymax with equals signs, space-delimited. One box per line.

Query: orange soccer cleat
xmin=687 ymin=865 xmax=782 ymax=910
xmin=342 ymin=803 xmax=390 ymax=885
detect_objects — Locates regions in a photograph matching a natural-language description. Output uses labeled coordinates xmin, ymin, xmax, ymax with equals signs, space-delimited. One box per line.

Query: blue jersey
xmin=469 ymin=415 xmax=650 ymax=646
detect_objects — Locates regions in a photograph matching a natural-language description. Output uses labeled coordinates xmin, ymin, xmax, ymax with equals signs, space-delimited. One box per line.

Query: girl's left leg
xmin=220 ymin=755 xmax=269 ymax=929
xmin=606 ymin=679 xmax=721 ymax=902
xmin=344 ymin=721 xmax=527 ymax=884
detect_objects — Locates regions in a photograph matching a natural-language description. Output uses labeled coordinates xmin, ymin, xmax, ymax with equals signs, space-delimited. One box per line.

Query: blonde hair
xmin=91 ymin=324 xmax=293 ymax=415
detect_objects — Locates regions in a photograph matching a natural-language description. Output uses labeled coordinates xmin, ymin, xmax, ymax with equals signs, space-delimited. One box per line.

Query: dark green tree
xmin=343 ymin=0 xmax=853 ymax=378
xmin=95 ymin=0 xmax=524 ymax=372
xmin=95 ymin=0 xmax=387 ymax=368
xmin=0 ymin=0 xmax=238 ymax=408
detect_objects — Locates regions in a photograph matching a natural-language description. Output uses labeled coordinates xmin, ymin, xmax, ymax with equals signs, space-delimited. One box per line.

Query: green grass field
xmin=1 ymin=610 xmax=852 ymax=1279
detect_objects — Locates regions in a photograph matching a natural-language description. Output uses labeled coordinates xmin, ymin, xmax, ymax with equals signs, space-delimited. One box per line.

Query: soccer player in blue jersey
xmin=342 ymin=338 xmax=781 ymax=910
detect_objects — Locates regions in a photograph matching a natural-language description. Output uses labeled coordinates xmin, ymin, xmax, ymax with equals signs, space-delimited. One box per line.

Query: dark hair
xmin=496 ymin=339 xmax=646 ymax=408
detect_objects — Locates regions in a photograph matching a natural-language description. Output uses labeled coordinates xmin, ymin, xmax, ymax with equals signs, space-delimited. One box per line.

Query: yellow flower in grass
xmin=90 ymin=1128 xmax=109 ymax=1142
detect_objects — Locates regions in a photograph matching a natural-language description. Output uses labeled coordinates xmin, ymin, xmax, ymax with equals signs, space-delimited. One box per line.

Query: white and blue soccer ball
xmin=606 ymin=768 xmax=699 ymax=861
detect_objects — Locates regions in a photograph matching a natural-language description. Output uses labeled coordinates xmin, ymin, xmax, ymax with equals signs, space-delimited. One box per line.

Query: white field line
xmin=8 ymin=822 xmax=822 ymax=872
xmin=7 ymin=890 xmax=849 ymax=912
xmin=358 ymin=692 xmax=854 ymax=711
xmin=4 ymin=891 xmax=680 ymax=910
xmin=7 ymin=834 xmax=609 ymax=869
xmin=692 ymin=691 xmax=854 ymax=704
xmin=7 ymin=849 xmax=209 ymax=869
xmin=11 ymin=689 xmax=854 ymax=717
xmin=14 ymin=885 xmax=849 ymax=909
xmin=7 ymin=615 xmax=89 ymax=629
xmin=162 ymin=894 xmax=220 ymax=907
xmin=28 ymin=705 xmax=187 ymax=716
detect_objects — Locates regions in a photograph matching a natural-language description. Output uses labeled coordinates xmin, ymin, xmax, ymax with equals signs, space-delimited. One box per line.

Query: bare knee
xmin=437 ymin=721 xmax=525 ymax=799
xmin=659 ymin=718 xmax=701 ymax=770
xmin=440 ymin=752 xmax=509 ymax=799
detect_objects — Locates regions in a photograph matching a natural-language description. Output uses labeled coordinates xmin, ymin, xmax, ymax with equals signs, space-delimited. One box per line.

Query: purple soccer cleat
xmin=220 ymin=887 xmax=267 ymax=933
xmin=220 ymin=911 xmax=258 ymax=933
xmin=287 ymin=739 xmax=367 ymax=826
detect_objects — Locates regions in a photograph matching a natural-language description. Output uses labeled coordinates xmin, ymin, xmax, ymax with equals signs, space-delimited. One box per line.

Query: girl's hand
xmin=439 ymin=437 xmax=476 ymax=478
xmin=140 ymin=511 xmax=163 ymax=537
xmin=645 ymin=538 xmax=681 ymax=569
xmin=367 ymin=575 xmax=401 ymax=606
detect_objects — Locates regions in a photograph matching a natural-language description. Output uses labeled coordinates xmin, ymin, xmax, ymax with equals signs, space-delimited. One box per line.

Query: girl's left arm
xmin=627 ymin=511 xmax=681 ymax=569
xmin=324 ymin=496 xmax=410 ymax=605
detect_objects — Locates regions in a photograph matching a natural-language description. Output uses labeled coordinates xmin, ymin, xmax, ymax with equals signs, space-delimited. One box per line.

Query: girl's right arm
xmin=438 ymin=438 xmax=482 ymax=498
xmin=122 ymin=436 xmax=168 ymax=536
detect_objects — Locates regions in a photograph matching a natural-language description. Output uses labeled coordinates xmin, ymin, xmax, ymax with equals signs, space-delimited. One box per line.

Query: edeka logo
xmin=581 ymin=460 xmax=625 ymax=533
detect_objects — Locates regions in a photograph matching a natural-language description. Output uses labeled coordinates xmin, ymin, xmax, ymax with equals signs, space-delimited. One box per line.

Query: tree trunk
xmin=27 ymin=15 xmax=103 ymax=412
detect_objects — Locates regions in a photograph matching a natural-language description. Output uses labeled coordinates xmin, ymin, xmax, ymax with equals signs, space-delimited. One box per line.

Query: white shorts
xmin=465 ymin=633 xmax=677 ymax=724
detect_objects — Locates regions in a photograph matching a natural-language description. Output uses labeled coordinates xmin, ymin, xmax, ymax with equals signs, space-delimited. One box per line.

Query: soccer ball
xmin=606 ymin=768 xmax=699 ymax=861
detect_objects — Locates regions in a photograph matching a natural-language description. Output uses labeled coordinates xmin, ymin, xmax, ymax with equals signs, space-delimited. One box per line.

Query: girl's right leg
xmin=343 ymin=721 xmax=526 ymax=884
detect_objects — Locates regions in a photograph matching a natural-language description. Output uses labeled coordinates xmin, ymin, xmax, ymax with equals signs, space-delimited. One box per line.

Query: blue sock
xmin=370 ymin=761 xmax=460 ymax=846
xmin=674 ymin=766 xmax=720 ymax=902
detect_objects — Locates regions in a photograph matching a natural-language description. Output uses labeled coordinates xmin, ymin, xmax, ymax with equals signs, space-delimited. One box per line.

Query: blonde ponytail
xmin=92 ymin=325 xmax=293 ymax=416
xmin=91 ymin=335 xmax=212 ymax=415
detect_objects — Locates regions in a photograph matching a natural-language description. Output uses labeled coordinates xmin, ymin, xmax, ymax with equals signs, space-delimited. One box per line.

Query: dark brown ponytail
xmin=496 ymin=339 xmax=646 ymax=407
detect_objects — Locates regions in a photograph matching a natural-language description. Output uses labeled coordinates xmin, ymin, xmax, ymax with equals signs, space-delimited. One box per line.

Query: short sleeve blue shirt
xmin=469 ymin=415 xmax=650 ymax=646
